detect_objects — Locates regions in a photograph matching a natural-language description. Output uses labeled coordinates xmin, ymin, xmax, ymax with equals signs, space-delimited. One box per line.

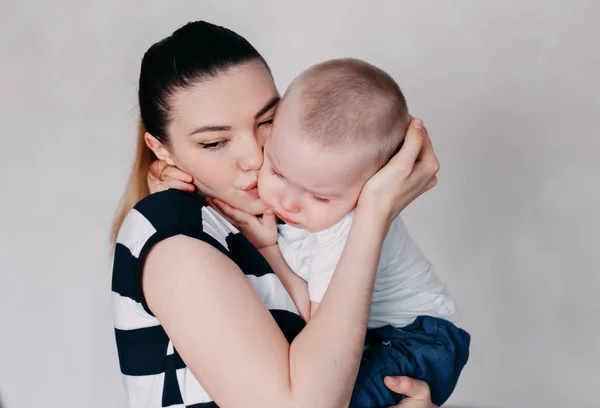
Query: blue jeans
xmin=349 ymin=316 xmax=471 ymax=408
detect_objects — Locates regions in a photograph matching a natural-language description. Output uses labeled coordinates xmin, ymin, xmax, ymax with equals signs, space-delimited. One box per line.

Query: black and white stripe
xmin=112 ymin=190 xmax=305 ymax=407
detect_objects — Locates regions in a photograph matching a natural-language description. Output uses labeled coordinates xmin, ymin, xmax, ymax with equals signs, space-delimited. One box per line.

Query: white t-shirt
xmin=278 ymin=212 xmax=458 ymax=329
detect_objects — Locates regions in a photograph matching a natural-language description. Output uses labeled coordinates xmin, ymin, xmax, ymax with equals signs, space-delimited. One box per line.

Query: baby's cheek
xmin=318 ymin=203 xmax=354 ymax=230
xmin=305 ymin=204 xmax=334 ymax=231
xmin=257 ymin=178 xmax=275 ymax=205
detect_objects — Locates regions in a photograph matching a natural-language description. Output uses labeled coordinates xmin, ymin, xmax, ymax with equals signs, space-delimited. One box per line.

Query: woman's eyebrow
xmin=188 ymin=97 xmax=279 ymax=136
xmin=255 ymin=96 xmax=280 ymax=119
xmin=189 ymin=125 xmax=232 ymax=136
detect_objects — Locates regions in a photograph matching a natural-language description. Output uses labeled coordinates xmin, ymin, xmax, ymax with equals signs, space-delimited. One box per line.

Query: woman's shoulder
xmin=133 ymin=189 xmax=207 ymax=231
xmin=116 ymin=190 xmax=235 ymax=258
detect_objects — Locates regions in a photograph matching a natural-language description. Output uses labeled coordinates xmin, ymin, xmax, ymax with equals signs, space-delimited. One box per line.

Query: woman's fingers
xmin=361 ymin=119 xmax=426 ymax=198
xmin=416 ymin=125 xmax=439 ymax=171
xmin=394 ymin=119 xmax=426 ymax=170
xmin=415 ymin=126 xmax=439 ymax=163
xmin=425 ymin=175 xmax=438 ymax=191
xmin=357 ymin=116 xmax=440 ymax=219
xmin=412 ymin=125 xmax=440 ymax=192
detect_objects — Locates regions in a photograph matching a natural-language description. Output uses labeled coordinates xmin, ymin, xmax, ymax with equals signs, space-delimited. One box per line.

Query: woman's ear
xmin=144 ymin=132 xmax=176 ymax=166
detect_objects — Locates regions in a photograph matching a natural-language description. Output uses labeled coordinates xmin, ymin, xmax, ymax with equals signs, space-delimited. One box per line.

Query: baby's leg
xmin=349 ymin=317 xmax=470 ymax=408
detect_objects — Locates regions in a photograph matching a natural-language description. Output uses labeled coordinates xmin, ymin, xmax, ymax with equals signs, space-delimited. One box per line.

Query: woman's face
xmin=163 ymin=61 xmax=279 ymax=215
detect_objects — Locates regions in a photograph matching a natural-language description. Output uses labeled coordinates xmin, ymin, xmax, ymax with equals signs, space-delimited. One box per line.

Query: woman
xmin=112 ymin=21 xmax=439 ymax=407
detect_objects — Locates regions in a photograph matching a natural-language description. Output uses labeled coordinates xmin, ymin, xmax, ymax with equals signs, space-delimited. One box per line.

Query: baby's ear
xmin=144 ymin=132 xmax=176 ymax=166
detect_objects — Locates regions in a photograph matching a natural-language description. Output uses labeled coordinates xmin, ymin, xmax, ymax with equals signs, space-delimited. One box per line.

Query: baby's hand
xmin=208 ymin=197 xmax=278 ymax=249
xmin=147 ymin=159 xmax=195 ymax=194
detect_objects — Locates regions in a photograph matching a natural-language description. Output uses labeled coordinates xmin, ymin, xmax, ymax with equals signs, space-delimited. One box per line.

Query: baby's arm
xmin=258 ymin=245 xmax=311 ymax=321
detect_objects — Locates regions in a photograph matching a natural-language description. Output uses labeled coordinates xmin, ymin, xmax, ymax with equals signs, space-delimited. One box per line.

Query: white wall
xmin=1 ymin=1 xmax=598 ymax=407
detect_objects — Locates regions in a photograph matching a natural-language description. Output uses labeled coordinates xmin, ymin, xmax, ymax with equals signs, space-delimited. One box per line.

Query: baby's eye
xmin=270 ymin=168 xmax=284 ymax=178
xmin=312 ymin=195 xmax=329 ymax=203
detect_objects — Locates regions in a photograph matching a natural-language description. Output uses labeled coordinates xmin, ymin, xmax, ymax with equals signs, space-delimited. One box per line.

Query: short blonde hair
xmin=283 ymin=58 xmax=409 ymax=166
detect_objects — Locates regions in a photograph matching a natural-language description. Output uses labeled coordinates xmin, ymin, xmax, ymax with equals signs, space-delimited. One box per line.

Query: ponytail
xmin=111 ymin=117 xmax=155 ymax=244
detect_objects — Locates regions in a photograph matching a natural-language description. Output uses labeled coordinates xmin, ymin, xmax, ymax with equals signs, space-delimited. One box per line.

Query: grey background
xmin=1 ymin=1 xmax=598 ymax=407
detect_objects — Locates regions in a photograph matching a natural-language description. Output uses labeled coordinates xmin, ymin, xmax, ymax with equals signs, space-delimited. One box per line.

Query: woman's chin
xmin=231 ymin=195 xmax=267 ymax=215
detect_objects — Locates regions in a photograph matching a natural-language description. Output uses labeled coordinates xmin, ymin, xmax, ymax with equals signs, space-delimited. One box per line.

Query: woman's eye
xmin=313 ymin=195 xmax=329 ymax=203
xmin=258 ymin=118 xmax=273 ymax=127
xmin=200 ymin=140 xmax=228 ymax=150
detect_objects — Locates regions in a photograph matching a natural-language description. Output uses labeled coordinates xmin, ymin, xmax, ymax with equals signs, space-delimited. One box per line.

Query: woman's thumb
xmin=384 ymin=376 xmax=431 ymax=400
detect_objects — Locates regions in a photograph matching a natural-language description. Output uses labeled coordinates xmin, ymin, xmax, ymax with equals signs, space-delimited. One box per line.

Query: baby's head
xmin=258 ymin=58 xmax=409 ymax=231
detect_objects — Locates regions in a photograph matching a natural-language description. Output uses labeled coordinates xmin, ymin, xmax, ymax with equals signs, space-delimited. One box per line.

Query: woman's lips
xmin=244 ymin=187 xmax=259 ymax=198
xmin=243 ymin=182 xmax=259 ymax=198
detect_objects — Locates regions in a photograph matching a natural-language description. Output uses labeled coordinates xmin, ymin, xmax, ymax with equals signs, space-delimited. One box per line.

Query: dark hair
xmin=112 ymin=21 xmax=269 ymax=243
xmin=140 ymin=20 xmax=270 ymax=141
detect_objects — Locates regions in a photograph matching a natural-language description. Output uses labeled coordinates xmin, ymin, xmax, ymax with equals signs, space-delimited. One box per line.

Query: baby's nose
xmin=279 ymin=194 xmax=301 ymax=213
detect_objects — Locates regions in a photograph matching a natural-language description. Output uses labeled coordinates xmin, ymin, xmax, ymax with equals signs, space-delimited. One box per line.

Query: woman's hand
xmin=384 ymin=376 xmax=437 ymax=408
xmin=147 ymin=159 xmax=195 ymax=194
xmin=357 ymin=118 xmax=439 ymax=226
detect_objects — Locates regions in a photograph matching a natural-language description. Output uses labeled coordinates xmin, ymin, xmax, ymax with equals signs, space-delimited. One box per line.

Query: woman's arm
xmin=144 ymin=236 xmax=296 ymax=407
xmin=144 ymin=203 xmax=389 ymax=407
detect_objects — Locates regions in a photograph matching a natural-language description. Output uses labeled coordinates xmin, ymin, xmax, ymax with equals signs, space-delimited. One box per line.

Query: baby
xmin=256 ymin=59 xmax=470 ymax=407
xmin=160 ymin=58 xmax=470 ymax=407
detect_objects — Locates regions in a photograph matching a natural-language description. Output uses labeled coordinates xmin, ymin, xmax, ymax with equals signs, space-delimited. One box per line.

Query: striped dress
xmin=112 ymin=190 xmax=305 ymax=407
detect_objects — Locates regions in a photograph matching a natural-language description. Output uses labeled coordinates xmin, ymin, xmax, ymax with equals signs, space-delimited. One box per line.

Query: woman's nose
xmin=239 ymin=136 xmax=263 ymax=171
